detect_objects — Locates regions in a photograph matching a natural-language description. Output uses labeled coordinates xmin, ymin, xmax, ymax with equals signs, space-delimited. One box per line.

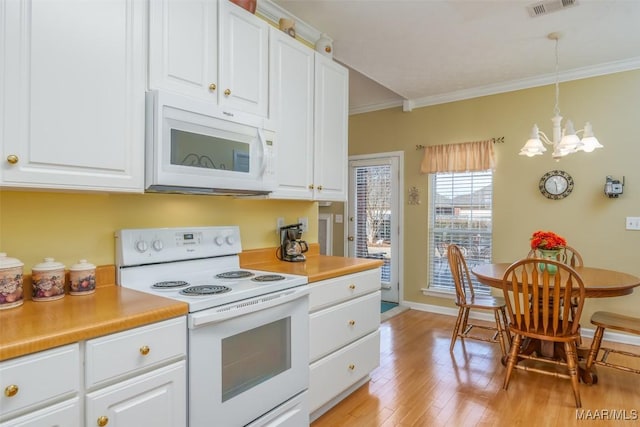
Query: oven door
xmin=145 ymin=90 xmax=277 ymax=195
xmin=188 ymin=288 xmax=309 ymax=427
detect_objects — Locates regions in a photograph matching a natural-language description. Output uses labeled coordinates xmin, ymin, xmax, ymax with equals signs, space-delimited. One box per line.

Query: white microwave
xmin=145 ymin=90 xmax=277 ymax=195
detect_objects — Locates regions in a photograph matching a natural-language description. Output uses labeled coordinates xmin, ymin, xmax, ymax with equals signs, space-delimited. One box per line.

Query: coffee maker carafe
xmin=279 ymin=223 xmax=309 ymax=262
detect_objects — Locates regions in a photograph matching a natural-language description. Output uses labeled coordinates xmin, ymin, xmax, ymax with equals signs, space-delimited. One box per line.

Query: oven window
xmin=221 ymin=317 xmax=291 ymax=402
xmin=170 ymin=129 xmax=250 ymax=172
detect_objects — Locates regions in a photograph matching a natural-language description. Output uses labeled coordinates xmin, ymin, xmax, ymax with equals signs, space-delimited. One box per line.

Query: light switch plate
xmin=625 ymin=217 xmax=640 ymax=230
xmin=298 ymin=217 xmax=308 ymax=232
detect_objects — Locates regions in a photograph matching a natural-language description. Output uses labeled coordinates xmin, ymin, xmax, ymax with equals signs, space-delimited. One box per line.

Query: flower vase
xmin=538 ymin=249 xmax=560 ymax=274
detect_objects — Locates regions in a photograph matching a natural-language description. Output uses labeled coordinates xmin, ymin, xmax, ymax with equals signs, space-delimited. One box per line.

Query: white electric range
xmin=116 ymin=226 xmax=310 ymax=427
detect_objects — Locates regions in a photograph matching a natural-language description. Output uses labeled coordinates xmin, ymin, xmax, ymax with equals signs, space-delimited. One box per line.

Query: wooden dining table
xmin=472 ymin=263 xmax=640 ymax=298
xmin=471 ymin=262 xmax=640 ymax=382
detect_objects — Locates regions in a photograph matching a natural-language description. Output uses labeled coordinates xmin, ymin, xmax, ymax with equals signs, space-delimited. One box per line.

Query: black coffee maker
xmin=279 ymin=223 xmax=309 ymax=262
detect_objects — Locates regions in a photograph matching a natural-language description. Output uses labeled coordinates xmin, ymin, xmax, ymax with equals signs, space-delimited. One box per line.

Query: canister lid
xmin=32 ymin=257 xmax=65 ymax=271
xmin=0 ymin=253 xmax=23 ymax=268
xmin=70 ymin=259 xmax=95 ymax=271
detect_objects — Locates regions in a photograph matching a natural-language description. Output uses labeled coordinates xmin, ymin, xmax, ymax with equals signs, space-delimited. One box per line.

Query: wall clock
xmin=539 ymin=170 xmax=573 ymax=200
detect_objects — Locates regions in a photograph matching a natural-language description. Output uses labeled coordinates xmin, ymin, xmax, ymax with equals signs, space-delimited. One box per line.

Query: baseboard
xmin=309 ymin=376 xmax=370 ymax=423
xmin=401 ymin=300 xmax=640 ymax=347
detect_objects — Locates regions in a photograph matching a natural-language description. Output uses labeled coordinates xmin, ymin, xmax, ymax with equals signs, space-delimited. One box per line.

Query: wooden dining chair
xmin=501 ymin=258 xmax=586 ymax=408
xmin=447 ymin=244 xmax=510 ymax=357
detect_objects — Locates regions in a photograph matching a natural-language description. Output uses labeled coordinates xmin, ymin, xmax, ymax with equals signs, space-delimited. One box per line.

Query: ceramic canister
xmin=0 ymin=253 xmax=24 ymax=310
xmin=69 ymin=259 xmax=96 ymax=295
xmin=32 ymin=258 xmax=66 ymax=301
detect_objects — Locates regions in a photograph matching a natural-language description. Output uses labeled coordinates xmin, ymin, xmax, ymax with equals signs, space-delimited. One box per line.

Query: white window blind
xmin=428 ymin=171 xmax=493 ymax=294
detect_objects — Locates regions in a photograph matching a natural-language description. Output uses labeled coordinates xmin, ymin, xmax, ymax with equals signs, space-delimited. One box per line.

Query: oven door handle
xmin=189 ymin=286 xmax=309 ymax=328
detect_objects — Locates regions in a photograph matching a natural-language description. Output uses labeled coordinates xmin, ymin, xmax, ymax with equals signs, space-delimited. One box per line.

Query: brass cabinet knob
xmin=97 ymin=416 xmax=109 ymax=426
xmin=308 ymin=184 xmax=314 ymax=189
xmin=139 ymin=345 xmax=150 ymax=356
xmin=209 ymin=83 xmax=217 ymax=91
xmin=348 ymin=284 xmax=356 ymax=290
xmin=4 ymin=384 xmax=18 ymax=397
xmin=348 ymin=364 xmax=355 ymax=371
xmin=317 ymin=185 xmax=323 ymax=191
xmin=347 ymin=236 xmax=354 ymax=241
xmin=6 ymin=155 xmax=18 ymax=164
xmin=348 ymin=320 xmax=355 ymax=326
xmin=224 ymin=89 xmax=231 ymax=96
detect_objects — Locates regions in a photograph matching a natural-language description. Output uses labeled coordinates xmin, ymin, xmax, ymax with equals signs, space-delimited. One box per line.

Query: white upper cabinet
xmin=268 ymin=28 xmax=315 ymax=199
xmin=148 ymin=0 xmax=218 ymax=101
xmin=1 ymin=0 xmax=146 ymax=192
xmin=313 ymin=53 xmax=349 ymax=202
xmin=218 ymin=0 xmax=269 ymax=117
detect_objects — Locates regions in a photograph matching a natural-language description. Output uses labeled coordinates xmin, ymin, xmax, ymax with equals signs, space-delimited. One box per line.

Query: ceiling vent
xmin=527 ymin=0 xmax=578 ymax=17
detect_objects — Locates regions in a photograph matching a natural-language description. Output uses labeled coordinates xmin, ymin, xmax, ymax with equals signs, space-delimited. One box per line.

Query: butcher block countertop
xmin=0 ymin=266 xmax=188 ymax=362
xmin=1 ymin=247 xmax=382 ymax=362
xmin=239 ymin=245 xmax=384 ymax=282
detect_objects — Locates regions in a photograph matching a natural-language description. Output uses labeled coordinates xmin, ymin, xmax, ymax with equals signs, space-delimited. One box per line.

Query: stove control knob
xmin=135 ymin=240 xmax=148 ymax=253
xmin=225 ymin=235 xmax=235 ymax=245
xmin=214 ymin=236 xmax=224 ymax=246
xmin=152 ymin=240 xmax=163 ymax=251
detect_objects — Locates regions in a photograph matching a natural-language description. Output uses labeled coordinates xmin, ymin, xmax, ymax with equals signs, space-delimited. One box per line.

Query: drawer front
xmin=85 ymin=317 xmax=186 ymax=389
xmin=0 ymin=344 xmax=79 ymax=420
xmin=309 ymin=268 xmax=380 ymax=312
xmin=0 ymin=397 xmax=80 ymax=427
xmin=310 ymin=291 xmax=380 ymax=362
xmin=309 ymin=330 xmax=380 ymax=413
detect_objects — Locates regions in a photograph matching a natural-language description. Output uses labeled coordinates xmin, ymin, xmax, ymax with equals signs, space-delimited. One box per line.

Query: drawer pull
xmin=4 ymin=384 xmax=18 ymax=397
xmin=348 ymin=320 xmax=355 ymax=326
xmin=348 ymin=364 xmax=355 ymax=371
xmin=139 ymin=345 xmax=150 ymax=356
xmin=97 ymin=416 xmax=109 ymax=426
xmin=348 ymin=284 xmax=356 ymax=290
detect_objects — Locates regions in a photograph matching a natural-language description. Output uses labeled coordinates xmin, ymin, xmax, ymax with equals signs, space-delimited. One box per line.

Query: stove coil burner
xmin=152 ymin=281 xmax=190 ymax=289
xmin=252 ymin=274 xmax=286 ymax=282
xmin=180 ymin=285 xmax=232 ymax=296
xmin=216 ymin=270 xmax=255 ymax=279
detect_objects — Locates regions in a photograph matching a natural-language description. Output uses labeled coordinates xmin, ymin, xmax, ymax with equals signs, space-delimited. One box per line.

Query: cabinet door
xmin=313 ymin=54 xmax=349 ymax=201
xmin=148 ymin=0 xmax=218 ymax=101
xmin=268 ymin=28 xmax=314 ymax=199
xmin=0 ymin=398 xmax=81 ymax=427
xmin=1 ymin=0 xmax=145 ymax=192
xmin=86 ymin=361 xmax=186 ymax=427
xmin=218 ymin=0 xmax=269 ymax=117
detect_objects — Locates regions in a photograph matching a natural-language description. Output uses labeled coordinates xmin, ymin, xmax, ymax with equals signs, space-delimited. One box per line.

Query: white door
xmin=347 ymin=153 xmax=402 ymax=303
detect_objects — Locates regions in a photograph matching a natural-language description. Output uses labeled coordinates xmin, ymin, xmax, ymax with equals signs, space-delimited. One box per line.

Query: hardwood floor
xmin=311 ymin=309 xmax=640 ymax=427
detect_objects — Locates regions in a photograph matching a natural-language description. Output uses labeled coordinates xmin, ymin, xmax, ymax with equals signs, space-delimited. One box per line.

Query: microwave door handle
xmin=258 ymin=128 xmax=268 ymax=176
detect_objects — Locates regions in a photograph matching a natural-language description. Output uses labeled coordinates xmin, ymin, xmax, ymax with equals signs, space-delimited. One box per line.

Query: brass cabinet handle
xmin=97 ymin=416 xmax=109 ymax=426
xmin=209 ymin=83 xmax=217 ymax=91
xmin=4 ymin=384 xmax=18 ymax=397
xmin=6 ymin=155 xmax=18 ymax=164
xmin=348 ymin=320 xmax=355 ymax=326
xmin=348 ymin=284 xmax=356 ymax=290
xmin=224 ymin=89 xmax=231 ymax=96
xmin=139 ymin=345 xmax=150 ymax=356
xmin=348 ymin=364 xmax=355 ymax=371
xmin=317 ymin=185 xmax=323 ymax=191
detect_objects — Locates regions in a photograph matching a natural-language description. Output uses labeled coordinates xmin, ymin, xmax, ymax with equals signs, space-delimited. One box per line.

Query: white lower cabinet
xmin=84 ymin=317 xmax=187 ymax=427
xmin=0 ymin=317 xmax=187 ymax=427
xmin=308 ymin=268 xmax=381 ymax=421
xmin=0 ymin=344 xmax=80 ymax=426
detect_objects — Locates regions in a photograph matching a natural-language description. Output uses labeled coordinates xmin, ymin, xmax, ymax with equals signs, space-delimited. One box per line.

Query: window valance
xmin=419 ymin=139 xmax=496 ymax=174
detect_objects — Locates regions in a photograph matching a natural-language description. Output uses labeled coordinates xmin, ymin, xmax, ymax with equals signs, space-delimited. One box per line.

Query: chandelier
xmin=519 ymin=32 xmax=603 ymax=160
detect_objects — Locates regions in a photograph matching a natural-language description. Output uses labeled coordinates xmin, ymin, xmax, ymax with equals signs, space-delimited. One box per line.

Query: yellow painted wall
xmin=348 ymin=69 xmax=640 ymax=322
xmin=0 ymin=190 xmax=317 ymax=271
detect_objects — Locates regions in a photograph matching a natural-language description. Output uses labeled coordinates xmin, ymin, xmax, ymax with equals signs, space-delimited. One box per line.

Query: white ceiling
xmin=270 ymin=0 xmax=640 ymax=114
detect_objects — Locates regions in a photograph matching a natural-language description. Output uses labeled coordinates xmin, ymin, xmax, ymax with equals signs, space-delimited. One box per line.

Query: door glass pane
xmin=171 ymin=129 xmax=250 ymax=172
xmin=353 ymin=164 xmax=392 ymax=284
xmin=221 ymin=317 xmax=291 ymax=402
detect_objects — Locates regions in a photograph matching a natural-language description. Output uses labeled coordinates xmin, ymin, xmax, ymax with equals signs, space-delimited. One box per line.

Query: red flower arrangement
xmin=530 ymin=230 xmax=566 ymax=251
